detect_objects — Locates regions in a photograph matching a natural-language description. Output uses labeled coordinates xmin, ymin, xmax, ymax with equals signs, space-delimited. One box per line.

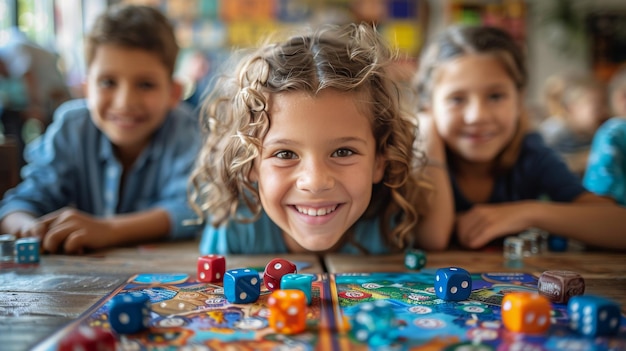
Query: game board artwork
xmin=34 ymin=272 xmax=336 ymax=351
xmin=330 ymin=271 xmax=626 ymax=350
xmin=34 ymin=271 xmax=626 ymax=351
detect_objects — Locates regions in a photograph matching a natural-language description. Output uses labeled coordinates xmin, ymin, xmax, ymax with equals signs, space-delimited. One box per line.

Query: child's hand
xmin=13 ymin=215 xmax=50 ymax=240
xmin=37 ymin=208 xmax=114 ymax=254
xmin=456 ymin=202 xmax=532 ymax=248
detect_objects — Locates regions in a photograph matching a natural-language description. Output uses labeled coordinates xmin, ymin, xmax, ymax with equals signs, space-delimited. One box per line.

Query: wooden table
xmin=0 ymin=240 xmax=323 ymax=351
xmin=2 ymin=243 xmax=624 ymax=351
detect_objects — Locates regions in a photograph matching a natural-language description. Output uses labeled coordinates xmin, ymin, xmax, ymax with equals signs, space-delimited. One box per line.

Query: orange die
xmin=267 ymin=289 xmax=307 ymax=334
xmin=501 ymin=292 xmax=552 ymax=334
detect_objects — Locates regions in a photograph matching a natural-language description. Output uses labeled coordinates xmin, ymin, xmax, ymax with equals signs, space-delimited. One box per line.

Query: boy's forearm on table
xmin=107 ymin=208 xmax=171 ymax=246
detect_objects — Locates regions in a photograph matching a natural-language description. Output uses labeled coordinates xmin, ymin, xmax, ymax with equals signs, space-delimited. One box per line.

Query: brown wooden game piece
xmin=537 ymin=270 xmax=585 ymax=304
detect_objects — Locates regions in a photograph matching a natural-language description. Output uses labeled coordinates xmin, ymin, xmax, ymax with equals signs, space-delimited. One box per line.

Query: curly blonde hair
xmin=189 ymin=23 xmax=430 ymax=251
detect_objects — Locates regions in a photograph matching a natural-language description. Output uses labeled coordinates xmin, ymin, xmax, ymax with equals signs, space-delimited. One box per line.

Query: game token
xmin=503 ymin=236 xmax=524 ymax=268
xmin=434 ymin=267 xmax=472 ymax=301
xmin=501 ymin=292 xmax=551 ymax=334
xmin=109 ymin=291 xmax=151 ymax=334
xmin=15 ymin=237 xmax=40 ymax=263
xmin=548 ymin=235 xmax=568 ymax=252
xmin=568 ymin=295 xmax=621 ymax=337
xmin=518 ymin=230 xmax=540 ymax=256
xmin=404 ymin=248 xmax=426 ymax=270
xmin=58 ymin=325 xmax=115 ymax=351
xmin=267 ymin=289 xmax=307 ymax=334
xmin=537 ymin=270 xmax=585 ymax=304
xmin=264 ymin=258 xmax=297 ymax=291
xmin=0 ymin=234 xmax=16 ymax=262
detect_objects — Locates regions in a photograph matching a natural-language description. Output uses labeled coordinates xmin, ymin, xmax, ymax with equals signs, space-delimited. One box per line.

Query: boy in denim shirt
xmin=0 ymin=4 xmax=200 ymax=254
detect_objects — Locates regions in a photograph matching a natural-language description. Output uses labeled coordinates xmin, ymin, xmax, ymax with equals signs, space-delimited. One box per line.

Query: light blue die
xmin=568 ymin=295 xmax=621 ymax=337
xmin=224 ymin=268 xmax=260 ymax=304
xmin=350 ymin=300 xmax=397 ymax=344
xmin=109 ymin=291 xmax=151 ymax=334
xmin=15 ymin=237 xmax=40 ymax=263
xmin=280 ymin=273 xmax=314 ymax=305
xmin=434 ymin=267 xmax=472 ymax=301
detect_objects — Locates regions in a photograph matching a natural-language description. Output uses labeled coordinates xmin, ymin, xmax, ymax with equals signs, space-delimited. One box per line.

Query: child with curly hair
xmin=189 ymin=24 xmax=452 ymax=254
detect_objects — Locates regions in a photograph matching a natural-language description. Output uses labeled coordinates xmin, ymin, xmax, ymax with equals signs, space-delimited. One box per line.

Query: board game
xmin=35 ymin=270 xmax=626 ymax=350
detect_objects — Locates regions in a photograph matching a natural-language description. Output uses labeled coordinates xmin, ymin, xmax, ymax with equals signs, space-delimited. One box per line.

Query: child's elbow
xmin=415 ymin=235 xmax=449 ymax=251
xmin=422 ymin=241 xmax=448 ymax=251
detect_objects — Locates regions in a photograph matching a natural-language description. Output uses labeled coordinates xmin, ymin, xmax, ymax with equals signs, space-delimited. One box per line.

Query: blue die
xmin=434 ymin=267 xmax=472 ymax=301
xmin=224 ymin=268 xmax=261 ymax=304
xmin=15 ymin=237 xmax=40 ymax=263
xmin=109 ymin=291 xmax=151 ymax=334
xmin=351 ymin=300 xmax=397 ymax=343
xmin=281 ymin=273 xmax=314 ymax=305
xmin=568 ymin=295 xmax=621 ymax=337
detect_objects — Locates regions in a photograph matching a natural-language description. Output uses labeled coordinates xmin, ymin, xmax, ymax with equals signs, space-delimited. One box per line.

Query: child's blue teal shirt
xmin=200 ymin=208 xmax=389 ymax=255
xmin=583 ymin=117 xmax=626 ymax=205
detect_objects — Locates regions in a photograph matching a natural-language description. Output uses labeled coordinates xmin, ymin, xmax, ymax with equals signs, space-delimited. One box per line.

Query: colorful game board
xmin=35 ymin=270 xmax=626 ymax=350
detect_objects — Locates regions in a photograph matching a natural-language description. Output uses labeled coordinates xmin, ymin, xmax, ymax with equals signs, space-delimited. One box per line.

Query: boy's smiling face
xmin=85 ymin=44 xmax=181 ymax=161
xmin=250 ymin=90 xmax=385 ymax=253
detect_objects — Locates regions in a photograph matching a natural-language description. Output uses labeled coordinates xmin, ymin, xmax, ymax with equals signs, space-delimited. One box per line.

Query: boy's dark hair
xmin=85 ymin=4 xmax=179 ymax=76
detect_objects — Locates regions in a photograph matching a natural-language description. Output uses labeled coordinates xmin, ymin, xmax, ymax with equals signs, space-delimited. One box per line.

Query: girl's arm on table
xmin=414 ymin=115 xmax=454 ymax=251
xmin=457 ymin=193 xmax=626 ymax=250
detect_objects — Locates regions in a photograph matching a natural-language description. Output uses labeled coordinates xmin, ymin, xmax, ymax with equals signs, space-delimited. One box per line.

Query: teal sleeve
xmin=583 ymin=118 xmax=626 ymax=205
xmin=200 ymin=221 xmax=230 ymax=255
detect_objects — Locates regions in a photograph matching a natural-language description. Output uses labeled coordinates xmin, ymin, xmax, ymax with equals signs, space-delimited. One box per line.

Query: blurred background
xmin=1 ymin=0 xmax=625 ymax=194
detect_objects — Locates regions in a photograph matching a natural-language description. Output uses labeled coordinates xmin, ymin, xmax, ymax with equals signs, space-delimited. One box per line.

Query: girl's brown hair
xmin=189 ymin=24 xmax=431 ymax=252
xmin=414 ymin=25 xmax=529 ymax=172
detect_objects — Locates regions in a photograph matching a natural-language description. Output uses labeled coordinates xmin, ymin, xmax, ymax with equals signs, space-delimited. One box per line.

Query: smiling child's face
xmin=430 ymin=54 xmax=521 ymax=164
xmin=250 ymin=89 xmax=385 ymax=253
xmin=85 ymin=44 xmax=181 ymax=160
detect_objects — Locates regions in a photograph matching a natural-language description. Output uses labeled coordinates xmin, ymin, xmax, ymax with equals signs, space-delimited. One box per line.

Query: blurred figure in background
xmin=583 ymin=67 xmax=626 ymax=205
xmin=0 ymin=5 xmax=201 ymax=254
xmin=0 ymin=27 xmax=72 ymax=168
xmin=176 ymin=48 xmax=212 ymax=110
xmin=608 ymin=66 xmax=626 ymax=117
xmin=0 ymin=27 xmax=71 ymax=125
xmin=539 ymin=73 xmax=609 ymax=176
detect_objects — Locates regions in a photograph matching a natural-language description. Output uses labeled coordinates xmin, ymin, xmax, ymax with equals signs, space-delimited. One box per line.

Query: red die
xmin=263 ymin=258 xmax=297 ymax=291
xmin=59 ymin=325 xmax=116 ymax=351
xmin=197 ymin=254 xmax=226 ymax=283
